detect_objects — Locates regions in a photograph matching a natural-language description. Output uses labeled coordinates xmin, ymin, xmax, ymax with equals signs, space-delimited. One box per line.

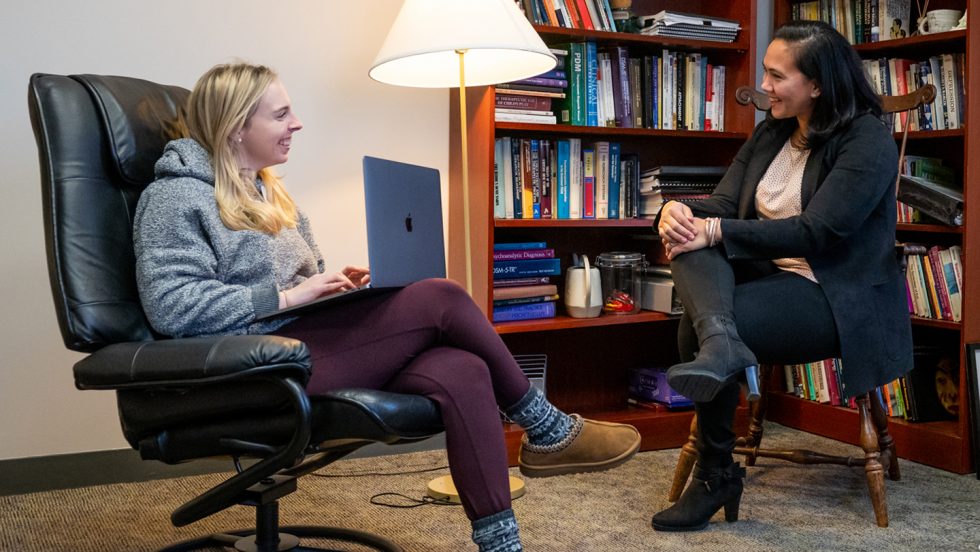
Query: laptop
xmin=257 ymin=156 xmax=446 ymax=319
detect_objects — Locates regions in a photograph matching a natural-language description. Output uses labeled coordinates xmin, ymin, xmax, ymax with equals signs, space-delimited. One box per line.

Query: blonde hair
xmin=184 ymin=62 xmax=298 ymax=234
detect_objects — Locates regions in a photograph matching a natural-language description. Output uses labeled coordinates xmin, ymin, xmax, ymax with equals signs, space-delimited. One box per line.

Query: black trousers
xmin=673 ymin=248 xmax=840 ymax=468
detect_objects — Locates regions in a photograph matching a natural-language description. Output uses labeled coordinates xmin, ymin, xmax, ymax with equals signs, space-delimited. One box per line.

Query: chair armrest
xmin=73 ymin=335 xmax=311 ymax=390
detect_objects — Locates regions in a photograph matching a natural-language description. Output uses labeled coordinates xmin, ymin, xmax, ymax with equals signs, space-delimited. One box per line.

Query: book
xmin=493 ymin=258 xmax=562 ymax=279
xmin=582 ymin=147 xmax=596 ymax=218
xmin=493 ymin=276 xmax=553 ymax=287
xmin=494 ymin=241 xmax=547 ymax=251
xmin=493 ymin=284 xmax=560 ymax=300
xmin=492 ymin=300 xmax=557 ymax=322
xmin=493 ymin=248 xmax=556 ymax=261
xmin=493 ymin=294 xmax=560 ymax=307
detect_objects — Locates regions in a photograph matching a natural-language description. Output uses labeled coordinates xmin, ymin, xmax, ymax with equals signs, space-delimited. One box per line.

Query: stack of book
xmin=638 ymin=165 xmax=727 ymax=217
xmin=780 ymin=347 xmax=959 ymax=423
xmin=791 ymin=0 xmax=914 ymax=45
xmin=637 ymin=11 xmax=741 ymax=43
xmin=495 ymin=48 xmax=567 ymax=125
xmin=554 ymin=41 xmax=727 ymax=131
xmin=494 ymin=138 xmax=642 ymax=220
xmin=863 ymin=54 xmax=965 ymax=132
xmin=516 ymin=0 xmax=618 ymax=32
xmin=905 ymin=245 xmax=963 ymax=322
xmin=492 ymin=242 xmax=561 ymax=322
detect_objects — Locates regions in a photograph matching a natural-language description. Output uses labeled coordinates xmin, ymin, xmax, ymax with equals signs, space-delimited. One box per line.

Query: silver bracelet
xmin=707 ymin=218 xmax=719 ymax=248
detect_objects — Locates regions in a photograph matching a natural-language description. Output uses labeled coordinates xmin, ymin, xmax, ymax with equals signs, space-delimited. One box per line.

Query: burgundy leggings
xmin=274 ymin=278 xmax=530 ymax=520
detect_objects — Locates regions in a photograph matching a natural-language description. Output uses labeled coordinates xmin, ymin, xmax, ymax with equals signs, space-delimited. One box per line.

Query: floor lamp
xmin=369 ymin=0 xmax=557 ymax=502
xmin=369 ymin=0 xmax=557 ymax=296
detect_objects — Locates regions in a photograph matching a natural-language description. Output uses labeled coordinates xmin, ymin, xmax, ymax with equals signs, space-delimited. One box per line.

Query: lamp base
xmin=426 ymin=475 xmax=526 ymax=504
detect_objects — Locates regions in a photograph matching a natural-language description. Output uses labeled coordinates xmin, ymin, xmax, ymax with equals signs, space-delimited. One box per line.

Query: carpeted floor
xmin=1 ymin=423 xmax=977 ymax=551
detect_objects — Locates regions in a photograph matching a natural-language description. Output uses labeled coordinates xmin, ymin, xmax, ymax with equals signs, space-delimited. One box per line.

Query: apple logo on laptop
xmin=404 ymin=213 xmax=413 ymax=232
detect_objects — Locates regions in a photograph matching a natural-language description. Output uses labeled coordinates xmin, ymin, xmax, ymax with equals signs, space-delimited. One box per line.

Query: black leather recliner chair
xmin=29 ymin=73 xmax=444 ymax=552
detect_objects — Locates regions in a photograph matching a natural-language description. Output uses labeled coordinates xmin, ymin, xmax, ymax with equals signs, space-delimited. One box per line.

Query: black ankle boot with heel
xmin=651 ymin=462 xmax=746 ymax=532
xmin=667 ymin=315 xmax=760 ymax=402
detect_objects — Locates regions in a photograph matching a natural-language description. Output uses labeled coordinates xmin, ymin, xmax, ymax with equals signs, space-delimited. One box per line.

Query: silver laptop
xmin=257 ymin=156 xmax=446 ymax=319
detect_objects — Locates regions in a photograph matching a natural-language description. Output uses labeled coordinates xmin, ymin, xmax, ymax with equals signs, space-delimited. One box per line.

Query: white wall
xmin=0 ymin=1 xmax=448 ymax=460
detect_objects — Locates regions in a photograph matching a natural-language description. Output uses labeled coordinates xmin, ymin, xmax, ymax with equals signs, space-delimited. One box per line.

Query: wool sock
xmin=472 ymin=508 xmax=522 ymax=552
xmin=503 ymin=385 xmax=574 ymax=447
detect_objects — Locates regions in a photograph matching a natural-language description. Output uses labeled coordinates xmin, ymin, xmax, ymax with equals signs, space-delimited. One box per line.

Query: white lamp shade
xmin=370 ymin=0 xmax=557 ymax=88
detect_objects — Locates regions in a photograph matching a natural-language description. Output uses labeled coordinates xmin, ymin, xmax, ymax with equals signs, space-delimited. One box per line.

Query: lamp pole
xmin=456 ymin=49 xmax=473 ymax=296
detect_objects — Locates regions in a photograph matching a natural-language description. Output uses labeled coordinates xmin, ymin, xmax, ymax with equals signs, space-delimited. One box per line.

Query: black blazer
xmin=691 ymin=113 xmax=913 ymax=397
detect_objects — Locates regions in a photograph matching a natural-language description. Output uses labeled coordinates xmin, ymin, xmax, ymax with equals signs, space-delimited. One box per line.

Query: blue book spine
xmin=557 ymin=140 xmax=571 ymax=219
xmin=492 ymin=301 xmax=557 ymax=322
xmin=585 ymin=42 xmax=599 ymax=127
xmin=510 ymin=138 xmax=523 ymax=220
xmin=607 ymin=142 xmax=621 ymax=219
xmin=493 ymin=258 xmax=561 ymax=279
xmin=494 ymin=241 xmax=548 ymax=251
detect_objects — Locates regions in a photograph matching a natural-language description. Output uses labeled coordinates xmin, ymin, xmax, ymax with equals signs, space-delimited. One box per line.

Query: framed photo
xmin=967 ymin=344 xmax=980 ymax=479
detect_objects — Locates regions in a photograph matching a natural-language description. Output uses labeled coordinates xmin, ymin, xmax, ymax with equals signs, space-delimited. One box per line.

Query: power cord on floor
xmin=311 ymin=464 xmax=460 ymax=509
xmin=369 ymin=492 xmax=456 ymax=508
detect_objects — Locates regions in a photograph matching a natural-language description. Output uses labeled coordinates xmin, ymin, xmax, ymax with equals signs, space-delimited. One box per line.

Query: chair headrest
xmin=73 ymin=74 xmax=189 ymax=187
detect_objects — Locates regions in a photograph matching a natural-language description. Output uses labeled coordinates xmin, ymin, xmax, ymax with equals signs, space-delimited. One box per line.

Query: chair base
xmin=161 ymin=472 xmax=404 ymax=552
xmin=160 ymin=525 xmax=402 ymax=552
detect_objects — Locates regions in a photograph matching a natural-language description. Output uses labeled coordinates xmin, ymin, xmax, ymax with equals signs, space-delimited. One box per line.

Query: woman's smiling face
xmin=761 ymin=39 xmax=821 ymax=122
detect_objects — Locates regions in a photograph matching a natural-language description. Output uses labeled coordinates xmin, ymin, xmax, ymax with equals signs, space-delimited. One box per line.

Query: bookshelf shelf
xmin=896 ymin=223 xmax=963 ymax=234
xmin=449 ymin=0 xmax=758 ymax=461
xmin=772 ymin=0 xmax=976 ymax=474
xmin=765 ymin=392 xmax=969 ymax=473
xmin=495 ymin=218 xmax=653 ymax=228
xmin=494 ymin=120 xmax=750 ymax=140
xmin=532 ymin=24 xmax=751 ymax=52
xmin=910 ymin=316 xmax=962 ymax=330
xmin=495 ymin=311 xmax=672 ymax=335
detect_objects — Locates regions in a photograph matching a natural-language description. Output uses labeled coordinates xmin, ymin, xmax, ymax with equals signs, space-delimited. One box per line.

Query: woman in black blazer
xmin=651 ymin=20 xmax=914 ymax=531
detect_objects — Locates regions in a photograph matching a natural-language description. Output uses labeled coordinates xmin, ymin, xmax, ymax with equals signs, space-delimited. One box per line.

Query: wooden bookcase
xmin=766 ymin=0 xmax=977 ymax=474
xmin=448 ymin=0 xmax=758 ymax=463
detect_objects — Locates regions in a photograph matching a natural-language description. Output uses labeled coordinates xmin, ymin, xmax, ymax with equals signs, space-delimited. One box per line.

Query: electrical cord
xmin=311 ymin=463 xmax=460 ymax=509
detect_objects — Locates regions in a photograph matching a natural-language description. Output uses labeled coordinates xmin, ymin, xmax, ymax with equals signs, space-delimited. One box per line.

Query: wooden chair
xmin=667 ymin=84 xmax=937 ymax=528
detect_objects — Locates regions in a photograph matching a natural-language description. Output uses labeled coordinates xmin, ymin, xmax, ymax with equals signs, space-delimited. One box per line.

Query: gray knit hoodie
xmin=134 ymin=138 xmax=324 ymax=337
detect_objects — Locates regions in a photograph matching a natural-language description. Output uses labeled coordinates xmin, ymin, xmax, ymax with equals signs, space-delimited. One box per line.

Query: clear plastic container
xmin=595 ymin=251 xmax=648 ymax=314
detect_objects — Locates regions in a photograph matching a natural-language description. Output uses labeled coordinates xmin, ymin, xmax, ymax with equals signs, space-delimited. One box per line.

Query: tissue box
xmin=641 ymin=276 xmax=683 ymax=314
xmin=628 ymin=367 xmax=693 ymax=407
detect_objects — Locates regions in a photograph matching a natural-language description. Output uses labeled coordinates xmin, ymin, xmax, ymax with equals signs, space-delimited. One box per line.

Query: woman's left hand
xmin=341 ymin=266 xmax=371 ymax=287
xmin=664 ymin=218 xmax=710 ymax=260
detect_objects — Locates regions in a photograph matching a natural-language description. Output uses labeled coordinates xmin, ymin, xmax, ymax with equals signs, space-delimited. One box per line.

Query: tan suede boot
xmin=518 ymin=414 xmax=641 ymax=477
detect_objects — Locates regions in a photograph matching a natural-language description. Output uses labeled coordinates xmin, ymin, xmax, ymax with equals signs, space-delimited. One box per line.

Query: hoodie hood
xmin=154 ymin=138 xmax=216 ymax=185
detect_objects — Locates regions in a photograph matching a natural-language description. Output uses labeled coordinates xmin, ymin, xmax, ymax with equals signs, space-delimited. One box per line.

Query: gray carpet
xmin=1 ymin=423 xmax=977 ymax=551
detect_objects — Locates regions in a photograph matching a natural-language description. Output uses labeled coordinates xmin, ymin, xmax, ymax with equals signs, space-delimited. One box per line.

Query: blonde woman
xmin=134 ymin=62 xmax=641 ymax=552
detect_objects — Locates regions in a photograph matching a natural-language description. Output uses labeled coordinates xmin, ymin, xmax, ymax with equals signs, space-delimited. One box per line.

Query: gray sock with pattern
xmin=503 ymin=385 xmax=573 ymax=447
xmin=472 ymin=508 xmax=522 ymax=552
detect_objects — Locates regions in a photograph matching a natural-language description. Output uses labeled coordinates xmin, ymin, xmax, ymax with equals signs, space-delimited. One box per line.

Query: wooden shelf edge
xmin=495 ymin=311 xmax=676 ymax=334
xmin=495 ymin=218 xmax=654 ymax=228
xmin=764 ymin=392 xmax=971 ymax=473
xmin=897 ymin=223 xmax=964 ymax=234
xmin=531 ymin=24 xmax=752 ymax=52
xmin=852 ymin=29 xmax=966 ymax=52
xmin=494 ymin=121 xmax=749 ymax=139
xmin=910 ymin=316 xmax=962 ymax=330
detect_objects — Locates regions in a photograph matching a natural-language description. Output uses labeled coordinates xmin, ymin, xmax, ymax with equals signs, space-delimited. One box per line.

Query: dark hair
xmin=772 ymin=20 xmax=881 ymax=148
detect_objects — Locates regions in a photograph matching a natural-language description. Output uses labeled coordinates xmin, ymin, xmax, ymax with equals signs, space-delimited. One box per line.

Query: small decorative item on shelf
xmin=595 ymin=251 xmax=647 ymax=314
xmin=609 ymin=0 xmax=639 ymax=33
xmin=564 ymin=253 xmax=603 ymax=318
